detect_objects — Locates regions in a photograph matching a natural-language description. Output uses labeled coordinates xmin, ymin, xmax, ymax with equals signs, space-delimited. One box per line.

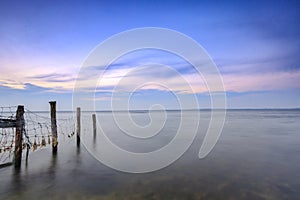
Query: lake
xmin=0 ymin=109 xmax=300 ymax=199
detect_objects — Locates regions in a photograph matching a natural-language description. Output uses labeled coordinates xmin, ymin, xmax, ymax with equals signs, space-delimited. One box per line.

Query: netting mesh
xmin=0 ymin=106 xmax=75 ymax=166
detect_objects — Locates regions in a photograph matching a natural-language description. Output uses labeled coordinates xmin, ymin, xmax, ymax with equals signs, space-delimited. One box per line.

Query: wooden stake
xmin=92 ymin=114 xmax=96 ymax=138
xmin=14 ymin=105 xmax=24 ymax=168
xmin=49 ymin=101 xmax=58 ymax=154
xmin=76 ymin=107 xmax=81 ymax=146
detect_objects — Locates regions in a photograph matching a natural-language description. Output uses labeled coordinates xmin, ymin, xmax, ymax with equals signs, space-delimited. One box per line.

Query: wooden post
xmin=49 ymin=101 xmax=58 ymax=154
xmin=14 ymin=105 xmax=24 ymax=168
xmin=76 ymin=107 xmax=81 ymax=146
xmin=92 ymin=114 xmax=96 ymax=138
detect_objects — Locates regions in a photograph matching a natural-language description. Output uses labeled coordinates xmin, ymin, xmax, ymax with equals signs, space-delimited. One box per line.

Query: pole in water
xmin=92 ymin=114 xmax=96 ymax=139
xmin=14 ymin=105 xmax=24 ymax=168
xmin=49 ymin=101 xmax=58 ymax=154
xmin=76 ymin=107 xmax=81 ymax=146
xmin=25 ymin=143 xmax=30 ymax=167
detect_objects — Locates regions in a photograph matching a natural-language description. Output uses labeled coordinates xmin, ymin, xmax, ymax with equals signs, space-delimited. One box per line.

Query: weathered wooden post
xmin=76 ymin=107 xmax=81 ymax=146
xmin=14 ymin=105 xmax=24 ymax=168
xmin=49 ymin=101 xmax=58 ymax=154
xmin=92 ymin=114 xmax=96 ymax=138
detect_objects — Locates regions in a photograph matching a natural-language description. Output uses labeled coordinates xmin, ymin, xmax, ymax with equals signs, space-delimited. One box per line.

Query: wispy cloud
xmin=0 ymin=71 xmax=76 ymax=93
xmin=223 ymin=71 xmax=300 ymax=92
xmin=216 ymin=53 xmax=300 ymax=75
xmin=0 ymin=79 xmax=25 ymax=89
xmin=27 ymin=73 xmax=76 ymax=82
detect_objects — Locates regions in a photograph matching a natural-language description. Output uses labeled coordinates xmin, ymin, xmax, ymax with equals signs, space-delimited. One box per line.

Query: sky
xmin=0 ymin=0 xmax=299 ymax=111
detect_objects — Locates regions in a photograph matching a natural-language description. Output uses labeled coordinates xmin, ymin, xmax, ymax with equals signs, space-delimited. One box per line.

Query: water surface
xmin=0 ymin=110 xmax=299 ymax=199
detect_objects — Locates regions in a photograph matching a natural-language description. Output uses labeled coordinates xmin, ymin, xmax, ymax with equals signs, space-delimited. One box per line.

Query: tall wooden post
xmin=76 ymin=107 xmax=81 ymax=146
xmin=49 ymin=101 xmax=58 ymax=154
xmin=92 ymin=114 xmax=96 ymax=138
xmin=14 ymin=105 xmax=24 ymax=168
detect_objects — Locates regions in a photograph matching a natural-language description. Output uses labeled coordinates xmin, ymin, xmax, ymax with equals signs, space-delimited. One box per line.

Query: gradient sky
xmin=0 ymin=0 xmax=299 ymax=110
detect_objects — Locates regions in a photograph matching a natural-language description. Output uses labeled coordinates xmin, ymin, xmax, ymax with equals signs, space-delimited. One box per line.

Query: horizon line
xmin=24 ymin=108 xmax=300 ymax=113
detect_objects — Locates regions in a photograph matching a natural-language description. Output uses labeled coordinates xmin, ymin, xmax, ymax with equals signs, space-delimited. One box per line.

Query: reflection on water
xmin=0 ymin=110 xmax=300 ymax=199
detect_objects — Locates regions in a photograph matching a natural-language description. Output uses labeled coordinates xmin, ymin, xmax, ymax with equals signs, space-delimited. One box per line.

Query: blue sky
xmin=0 ymin=0 xmax=299 ymax=110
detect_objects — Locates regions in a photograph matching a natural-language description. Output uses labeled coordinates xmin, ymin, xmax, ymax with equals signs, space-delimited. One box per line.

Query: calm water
xmin=0 ymin=110 xmax=300 ymax=199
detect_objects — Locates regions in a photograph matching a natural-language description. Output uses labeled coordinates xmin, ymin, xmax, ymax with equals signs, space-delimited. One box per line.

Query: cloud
xmin=28 ymin=73 xmax=76 ymax=82
xmin=216 ymin=53 xmax=300 ymax=75
xmin=223 ymin=71 xmax=300 ymax=92
xmin=0 ymin=78 xmax=73 ymax=94
xmin=74 ymin=48 xmax=300 ymax=96
xmin=23 ymin=83 xmax=51 ymax=92
xmin=0 ymin=79 xmax=25 ymax=90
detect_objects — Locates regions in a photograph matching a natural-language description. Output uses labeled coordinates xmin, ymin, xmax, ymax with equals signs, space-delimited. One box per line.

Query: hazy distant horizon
xmin=13 ymin=107 xmax=300 ymax=113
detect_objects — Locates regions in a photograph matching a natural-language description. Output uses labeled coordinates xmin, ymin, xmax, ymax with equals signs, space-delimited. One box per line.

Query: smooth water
xmin=0 ymin=110 xmax=300 ymax=199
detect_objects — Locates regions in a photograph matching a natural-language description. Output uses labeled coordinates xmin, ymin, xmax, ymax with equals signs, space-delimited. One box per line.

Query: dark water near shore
xmin=1 ymin=110 xmax=300 ymax=199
